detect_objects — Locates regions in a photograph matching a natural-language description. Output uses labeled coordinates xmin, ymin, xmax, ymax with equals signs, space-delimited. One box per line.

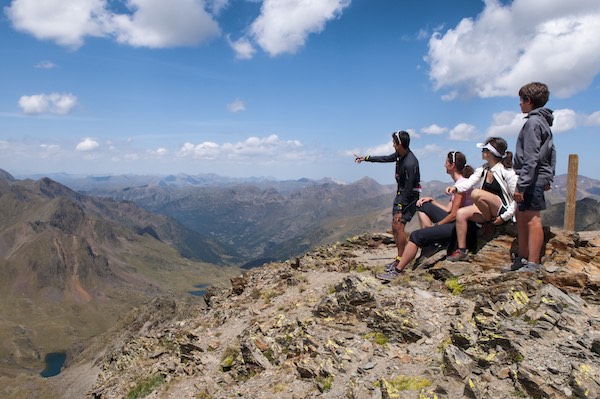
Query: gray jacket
xmin=513 ymin=107 xmax=556 ymax=192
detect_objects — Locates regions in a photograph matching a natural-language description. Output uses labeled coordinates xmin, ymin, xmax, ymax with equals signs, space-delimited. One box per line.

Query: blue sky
xmin=1 ymin=0 xmax=600 ymax=185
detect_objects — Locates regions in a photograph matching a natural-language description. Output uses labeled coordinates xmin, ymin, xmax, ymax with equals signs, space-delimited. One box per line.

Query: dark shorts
xmin=417 ymin=201 xmax=448 ymax=223
xmin=518 ymin=185 xmax=546 ymax=212
xmin=410 ymin=202 xmax=454 ymax=247
xmin=409 ymin=223 xmax=454 ymax=248
xmin=393 ymin=194 xmax=418 ymax=224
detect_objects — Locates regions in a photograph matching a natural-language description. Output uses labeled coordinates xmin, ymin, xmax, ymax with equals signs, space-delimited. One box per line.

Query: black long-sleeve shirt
xmin=365 ymin=150 xmax=421 ymax=207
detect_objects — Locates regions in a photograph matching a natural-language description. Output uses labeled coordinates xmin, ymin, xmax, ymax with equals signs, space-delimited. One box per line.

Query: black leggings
xmin=409 ymin=202 xmax=455 ymax=248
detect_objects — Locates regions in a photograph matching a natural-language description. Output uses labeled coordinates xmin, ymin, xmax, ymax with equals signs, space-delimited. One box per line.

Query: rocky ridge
xmin=51 ymin=226 xmax=600 ymax=399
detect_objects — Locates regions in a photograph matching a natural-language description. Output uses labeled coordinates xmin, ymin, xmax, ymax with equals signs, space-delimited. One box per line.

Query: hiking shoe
xmin=515 ymin=262 xmax=541 ymax=273
xmin=384 ymin=257 xmax=401 ymax=272
xmin=446 ymin=249 xmax=469 ymax=262
xmin=502 ymin=256 xmax=528 ymax=273
xmin=376 ymin=267 xmax=404 ymax=281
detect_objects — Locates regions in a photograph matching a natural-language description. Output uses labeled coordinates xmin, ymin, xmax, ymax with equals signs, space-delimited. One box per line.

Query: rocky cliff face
xmin=0 ymin=175 xmax=240 ymax=380
xmin=40 ymin=226 xmax=600 ymax=399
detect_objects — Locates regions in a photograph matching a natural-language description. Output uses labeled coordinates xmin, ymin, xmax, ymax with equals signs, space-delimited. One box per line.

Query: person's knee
xmin=455 ymin=208 xmax=469 ymax=222
xmin=409 ymin=231 xmax=423 ymax=247
xmin=392 ymin=219 xmax=405 ymax=233
xmin=528 ymin=215 xmax=542 ymax=228
xmin=471 ymin=189 xmax=485 ymax=202
xmin=521 ymin=211 xmax=541 ymax=226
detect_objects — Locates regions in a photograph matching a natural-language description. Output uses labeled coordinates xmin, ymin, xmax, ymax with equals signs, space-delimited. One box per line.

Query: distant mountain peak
xmin=0 ymin=168 xmax=15 ymax=181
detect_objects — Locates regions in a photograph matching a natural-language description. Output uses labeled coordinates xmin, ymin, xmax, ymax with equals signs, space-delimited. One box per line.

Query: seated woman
xmin=377 ymin=151 xmax=474 ymax=280
xmin=446 ymin=137 xmax=518 ymax=262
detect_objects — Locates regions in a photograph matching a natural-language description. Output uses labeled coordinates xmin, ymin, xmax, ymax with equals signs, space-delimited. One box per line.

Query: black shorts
xmin=417 ymin=201 xmax=448 ymax=223
xmin=409 ymin=223 xmax=455 ymax=248
xmin=393 ymin=194 xmax=418 ymax=224
xmin=518 ymin=185 xmax=546 ymax=212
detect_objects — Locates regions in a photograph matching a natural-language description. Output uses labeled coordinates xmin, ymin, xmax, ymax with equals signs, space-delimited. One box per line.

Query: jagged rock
xmin=230 ymin=275 xmax=248 ymax=295
xmin=313 ymin=275 xmax=376 ymax=318
xmin=450 ymin=320 xmax=480 ymax=350
xmin=591 ymin=337 xmax=600 ymax=355
xmin=463 ymin=376 xmax=486 ymax=399
xmin=35 ymin=229 xmax=600 ymax=399
xmin=517 ymin=366 xmax=550 ymax=398
xmin=443 ymin=344 xmax=475 ymax=379
xmin=239 ymin=334 xmax=272 ymax=370
xmin=570 ymin=363 xmax=600 ymax=399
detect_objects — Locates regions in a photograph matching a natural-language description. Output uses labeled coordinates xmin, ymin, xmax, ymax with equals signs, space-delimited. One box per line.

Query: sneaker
xmin=504 ymin=256 xmax=528 ymax=272
xmin=384 ymin=257 xmax=401 ymax=272
xmin=446 ymin=249 xmax=469 ymax=262
xmin=376 ymin=267 xmax=403 ymax=281
xmin=515 ymin=262 xmax=541 ymax=273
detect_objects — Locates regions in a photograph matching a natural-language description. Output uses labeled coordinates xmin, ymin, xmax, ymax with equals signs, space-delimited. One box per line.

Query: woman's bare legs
xmin=418 ymin=210 xmax=433 ymax=228
xmin=454 ymin=205 xmax=487 ymax=248
xmin=471 ymin=189 xmax=502 ymax=221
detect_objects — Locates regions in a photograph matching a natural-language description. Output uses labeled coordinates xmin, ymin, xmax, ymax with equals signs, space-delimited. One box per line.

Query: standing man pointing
xmin=355 ymin=130 xmax=421 ymax=276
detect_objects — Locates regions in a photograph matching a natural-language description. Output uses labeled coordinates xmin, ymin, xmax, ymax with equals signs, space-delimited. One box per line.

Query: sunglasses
xmin=393 ymin=131 xmax=402 ymax=145
xmin=450 ymin=151 xmax=457 ymax=164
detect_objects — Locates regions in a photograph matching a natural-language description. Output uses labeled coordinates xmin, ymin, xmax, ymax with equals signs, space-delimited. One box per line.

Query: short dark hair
xmin=392 ymin=130 xmax=410 ymax=149
xmin=519 ymin=82 xmax=550 ymax=108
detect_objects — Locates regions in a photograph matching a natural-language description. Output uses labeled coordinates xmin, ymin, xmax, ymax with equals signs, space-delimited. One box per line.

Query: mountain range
xmin=56 ymin=174 xmax=398 ymax=266
xmin=42 ymin=171 xmax=600 ymax=266
xmin=0 ymin=170 xmax=241 ymax=377
xmin=2 ymin=167 xmax=599 ymax=385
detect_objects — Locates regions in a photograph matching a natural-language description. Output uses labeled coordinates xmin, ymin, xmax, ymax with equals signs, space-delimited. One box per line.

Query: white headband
xmin=476 ymin=142 xmax=503 ymax=158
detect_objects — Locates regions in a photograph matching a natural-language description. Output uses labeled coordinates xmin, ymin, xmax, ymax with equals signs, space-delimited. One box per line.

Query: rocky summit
xmin=49 ymin=226 xmax=599 ymax=399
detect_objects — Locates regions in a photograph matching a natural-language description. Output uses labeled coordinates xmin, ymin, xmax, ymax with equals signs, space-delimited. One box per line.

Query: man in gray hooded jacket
xmin=511 ymin=82 xmax=556 ymax=272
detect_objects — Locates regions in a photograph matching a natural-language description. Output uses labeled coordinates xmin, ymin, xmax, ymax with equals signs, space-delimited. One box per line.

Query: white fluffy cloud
xmin=246 ymin=0 xmax=350 ymax=57
xmin=449 ymin=123 xmax=478 ymax=141
xmin=6 ymin=0 xmax=350 ymax=57
xmin=228 ymin=36 xmax=256 ymax=60
xmin=427 ymin=0 xmax=600 ymax=99
xmin=587 ymin=111 xmax=600 ymax=126
xmin=487 ymin=107 xmax=600 ymax=137
xmin=5 ymin=0 xmax=107 ymax=48
xmin=421 ymin=124 xmax=448 ymax=135
xmin=109 ymin=0 xmax=220 ymax=48
xmin=552 ymin=109 xmax=578 ymax=133
xmin=414 ymin=143 xmax=445 ymax=159
xmin=76 ymin=138 xmax=100 ymax=151
xmin=147 ymin=147 xmax=168 ymax=157
xmin=18 ymin=93 xmax=77 ymax=115
xmin=486 ymin=111 xmax=527 ymax=138
xmin=177 ymin=134 xmax=308 ymax=163
xmin=5 ymin=0 xmax=221 ymax=49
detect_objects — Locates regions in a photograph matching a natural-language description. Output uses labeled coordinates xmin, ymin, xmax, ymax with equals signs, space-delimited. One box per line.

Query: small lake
xmin=40 ymin=352 xmax=66 ymax=378
xmin=189 ymin=283 xmax=209 ymax=297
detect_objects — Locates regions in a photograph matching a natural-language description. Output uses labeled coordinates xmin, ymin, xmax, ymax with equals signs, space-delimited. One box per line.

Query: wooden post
xmin=564 ymin=154 xmax=578 ymax=231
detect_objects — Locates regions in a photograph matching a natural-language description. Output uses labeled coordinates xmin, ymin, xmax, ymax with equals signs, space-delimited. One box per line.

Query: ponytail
xmin=462 ymin=165 xmax=475 ymax=178
xmin=449 ymin=151 xmax=474 ymax=178
xmin=502 ymin=151 xmax=513 ymax=169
